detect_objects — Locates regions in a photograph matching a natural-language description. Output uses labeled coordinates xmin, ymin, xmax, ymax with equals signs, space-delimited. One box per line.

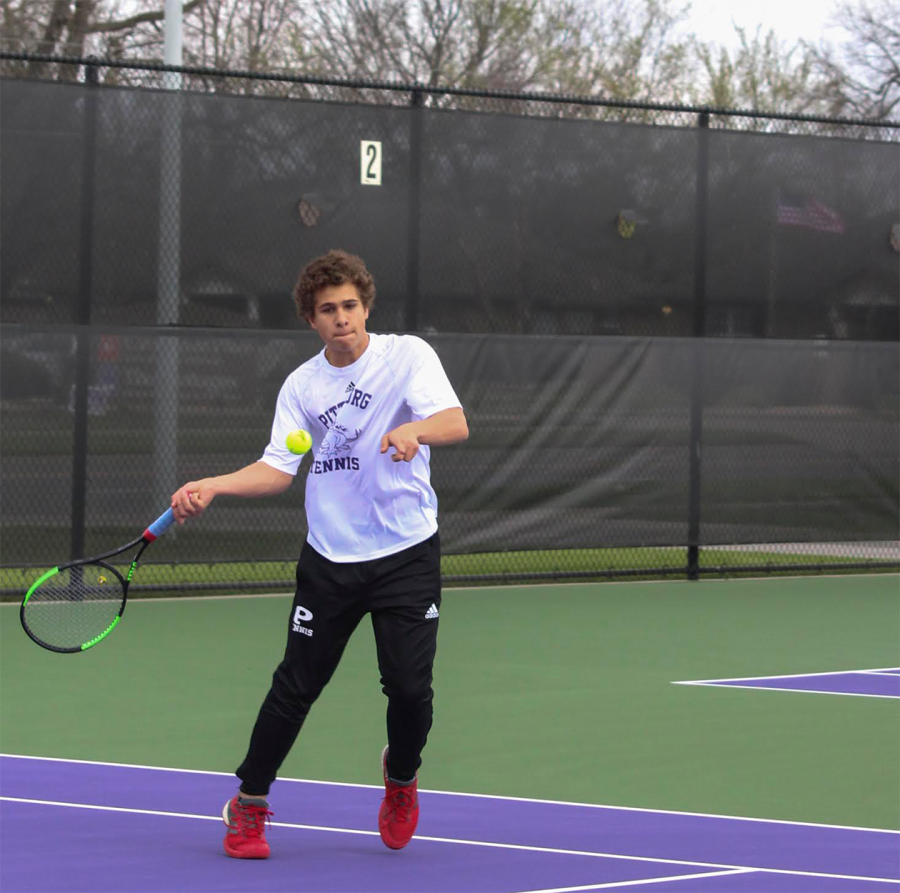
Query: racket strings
xmin=23 ymin=564 xmax=124 ymax=649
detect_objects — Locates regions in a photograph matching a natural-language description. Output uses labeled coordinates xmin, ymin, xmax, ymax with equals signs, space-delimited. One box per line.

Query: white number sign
xmin=360 ymin=141 xmax=382 ymax=185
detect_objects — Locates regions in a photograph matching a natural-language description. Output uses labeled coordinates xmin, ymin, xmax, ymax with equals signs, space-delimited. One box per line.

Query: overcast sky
xmin=681 ymin=0 xmax=849 ymax=50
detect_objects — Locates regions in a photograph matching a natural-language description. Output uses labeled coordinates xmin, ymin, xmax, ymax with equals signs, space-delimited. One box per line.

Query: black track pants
xmin=236 ymin=532 xmax=441 ymax=795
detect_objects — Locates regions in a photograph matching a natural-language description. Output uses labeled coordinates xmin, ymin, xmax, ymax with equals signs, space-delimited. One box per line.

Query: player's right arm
xmin=171 ymin=461 xmax=293 ymax=524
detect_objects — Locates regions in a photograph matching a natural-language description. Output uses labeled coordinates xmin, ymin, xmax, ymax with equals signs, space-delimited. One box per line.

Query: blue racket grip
xmin=143 ymin=508 xmax=176 ymax=541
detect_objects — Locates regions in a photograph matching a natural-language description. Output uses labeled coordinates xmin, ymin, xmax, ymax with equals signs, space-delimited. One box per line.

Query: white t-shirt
xmin=260 ymin=333 xmax=462 ymax=562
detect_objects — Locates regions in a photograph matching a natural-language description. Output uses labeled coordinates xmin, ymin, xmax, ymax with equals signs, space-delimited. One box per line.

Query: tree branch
xmin=87 ymin=0 xmax=203 ymax=35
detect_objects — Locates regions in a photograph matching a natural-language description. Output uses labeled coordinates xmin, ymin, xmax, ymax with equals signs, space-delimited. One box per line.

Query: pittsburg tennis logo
xmin=292 ymin=605 xmax=313 ymax=636
xmin=311 ymin=424 xmax=363 ymax=474
xmin=316 ymin=386 xmax=372 ymax=427
xmin=310 ymin=385 xmax=374 ymax=475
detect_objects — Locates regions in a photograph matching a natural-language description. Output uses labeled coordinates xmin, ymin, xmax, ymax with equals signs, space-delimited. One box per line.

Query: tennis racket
xmin=20 ymin=508 xmax=177 ymax=654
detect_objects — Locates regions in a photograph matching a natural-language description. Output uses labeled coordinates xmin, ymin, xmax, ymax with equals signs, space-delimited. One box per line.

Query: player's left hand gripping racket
xmin=20 ymin=508 xmax=177 ymax=653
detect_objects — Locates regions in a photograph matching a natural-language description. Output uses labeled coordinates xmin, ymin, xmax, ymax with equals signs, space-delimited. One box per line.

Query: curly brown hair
xmin=293 ymin=249 xmax=376 ymax=320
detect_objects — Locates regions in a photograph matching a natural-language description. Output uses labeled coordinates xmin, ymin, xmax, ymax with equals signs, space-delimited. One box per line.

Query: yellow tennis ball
xmin=286 ymin=429 xmax=312 ymax=455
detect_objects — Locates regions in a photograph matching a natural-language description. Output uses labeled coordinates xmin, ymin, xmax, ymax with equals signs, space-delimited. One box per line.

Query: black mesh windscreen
xmin=698 ymin=339 xmax=899 ymax=544
xmin=705 ymin=130 xmax=900 ymax=340
xmin=1 ymin=74 xmax=897 ymax=588
xmin=2 ymin=78 xmax=897 ymax=340
xmin=2 ymin=329 xmax=896 ymax=573
xmin=0 ymin=80 xmax=414 ymax=330
xmin=415 ymin=112 xmax=698 ymax=336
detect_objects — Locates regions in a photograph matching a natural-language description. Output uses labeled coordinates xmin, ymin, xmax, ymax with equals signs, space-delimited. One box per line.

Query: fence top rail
xmin=2 ymin=50 xmax=897 ymax=130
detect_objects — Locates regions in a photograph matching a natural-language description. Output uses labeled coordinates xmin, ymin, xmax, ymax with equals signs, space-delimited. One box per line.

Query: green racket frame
xmin=20 ymin=507 xmax=175 ymax=654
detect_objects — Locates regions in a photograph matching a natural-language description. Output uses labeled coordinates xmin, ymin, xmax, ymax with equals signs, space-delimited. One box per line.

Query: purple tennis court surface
xmin=1 ymin=755 xmax=898 ymax=892
xmin=673 ymin=668 xmax=900 ymax=699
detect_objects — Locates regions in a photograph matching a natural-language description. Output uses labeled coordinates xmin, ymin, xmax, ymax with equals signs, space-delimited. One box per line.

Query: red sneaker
xmin=222 ymin=795 xmax=272 ymax=859
xmin=378 ymin=746 xmax=419 ymax=850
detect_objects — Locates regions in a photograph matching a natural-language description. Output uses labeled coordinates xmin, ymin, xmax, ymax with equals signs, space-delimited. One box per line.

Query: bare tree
xmin=1 ymin=0 xmax=57 ymax=54
xmin=291 ymin=0 xmax=538 ymax=86
xmin=185 ymin=0 xmax=304 ymax=71
xmin=289 ymin=0 xmax=694 ymax=102
xmin=1 ymin=0 xmax=203 ymax=74
xmin=692 ymin=26 xmax=820 ymax=115
xmin=10 ymin=0 xmax=890 ymax=124
xmin=805 ymin=0 xmax=900 ymax=120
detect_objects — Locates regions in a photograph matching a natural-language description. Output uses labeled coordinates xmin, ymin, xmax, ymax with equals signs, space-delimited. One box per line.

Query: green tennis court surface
xmin=1 ymin=575 xmax=897 ymax=831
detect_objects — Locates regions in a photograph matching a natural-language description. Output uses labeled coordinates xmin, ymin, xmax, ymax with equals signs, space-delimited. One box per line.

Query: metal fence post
xmin=405 ymin=88 xmax=423 ymax=331
xmin=153 ymin=66 xmax=184 ymax=518
xmin=687 ymin=110 xmax=710 ymax=580
xmin=69 ymin=58 xmax=99 ymax=562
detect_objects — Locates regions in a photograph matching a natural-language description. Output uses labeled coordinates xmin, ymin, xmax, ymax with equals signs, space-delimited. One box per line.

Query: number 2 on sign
xmin=361 ymin=141 xmax=382 ymax=185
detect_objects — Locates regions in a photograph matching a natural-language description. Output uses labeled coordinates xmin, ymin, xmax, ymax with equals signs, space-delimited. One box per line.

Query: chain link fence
xmin=1 ymin=54 xmax=898 ymax=594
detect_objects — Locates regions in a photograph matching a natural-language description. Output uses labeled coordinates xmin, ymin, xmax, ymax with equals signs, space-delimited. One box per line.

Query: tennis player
xmin=170 ymin=249 xmax=468 ymax=859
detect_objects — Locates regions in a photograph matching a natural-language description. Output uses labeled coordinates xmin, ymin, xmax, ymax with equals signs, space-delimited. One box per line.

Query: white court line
xmin=514 ymin=869 xmax=756 ymax=893
xmin=3 ymin=752 xmax=898 ymax=834
xmin=2 ymin=797 xmax=898 ymax=886
xmin=673 ymin=667 xmax=900 ymax=683
xmin=860 ymin=670 xmax=900 ymax=676
xmin=672 ymin=681 xmax=900 ymax=699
